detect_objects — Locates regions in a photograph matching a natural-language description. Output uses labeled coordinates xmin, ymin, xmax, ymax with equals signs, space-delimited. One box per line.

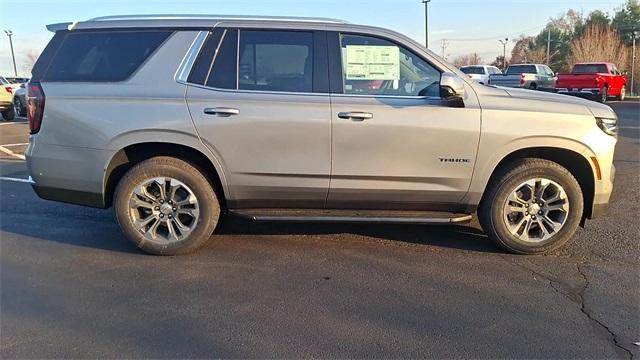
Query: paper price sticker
xmin=345 ymin=45 xmax=400 ymax=80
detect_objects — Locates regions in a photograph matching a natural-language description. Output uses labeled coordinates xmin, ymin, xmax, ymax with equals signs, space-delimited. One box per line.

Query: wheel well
xmin=104 ymin=142 xmax=226 ymax=209
xmin=482 ymin=147 xmax=595 ymax=220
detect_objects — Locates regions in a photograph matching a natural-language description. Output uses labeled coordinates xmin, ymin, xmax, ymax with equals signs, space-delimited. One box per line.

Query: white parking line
xmin=1 ymin=143 xmax=28 ymax=147
xmin=0 ymin=121 xmax=27 ymax=126
xmin=619 ymin=126 xmax=639 ymax=129
xmin=0 ymin=176 xmax=32 ymax=183
xmin=0 ymin=145 xmax=26 ymax=160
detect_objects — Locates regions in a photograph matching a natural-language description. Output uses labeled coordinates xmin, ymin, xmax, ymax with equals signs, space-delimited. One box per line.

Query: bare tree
xmin=452 ymin=53 xmax=484 ymax=68
xmin=22 ymin=50 xmax=40 ymax=74
xmin=569 ymin=25 xmax=629 ymax=70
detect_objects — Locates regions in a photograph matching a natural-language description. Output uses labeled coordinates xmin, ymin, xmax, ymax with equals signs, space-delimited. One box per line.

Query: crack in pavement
xmin=576 ymin=263 xmax=634 ymax=360
xmin=499 ymin=255 xmax=634 ymax=359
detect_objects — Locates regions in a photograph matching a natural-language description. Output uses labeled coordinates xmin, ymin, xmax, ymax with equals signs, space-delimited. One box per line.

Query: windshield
xmin=506 ymin=65 xmax=537 ymax=74
xmin=572 ymin=64 xmax=608 ymax=74
xmin=460 ymin=66 xmax=485 ymax=75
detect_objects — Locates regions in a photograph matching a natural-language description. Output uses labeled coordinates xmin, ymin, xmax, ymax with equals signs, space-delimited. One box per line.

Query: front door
xmin=186 ymin=28 xmax=331 ymax=208
xmin=327 ymin=32 xmax=482 ymax=210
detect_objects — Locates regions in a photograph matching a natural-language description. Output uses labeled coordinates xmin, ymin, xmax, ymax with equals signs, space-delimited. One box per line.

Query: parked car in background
xmin=459 ymin=65 xmax=502 ymax=84
xmin=5 ymin=77 xmax=30 ymax=84
xmin=27 ymin=15 xmax=617 ymax=256
xmin=556 ymin=63 xmax=626 ymax=103
xmin=0 ymin=76 xmax=16 ymax=121
xmin=12 ymin=82 xmax=27 ymax=117
xmin=488 ymin=64 xmax=556 ymax=91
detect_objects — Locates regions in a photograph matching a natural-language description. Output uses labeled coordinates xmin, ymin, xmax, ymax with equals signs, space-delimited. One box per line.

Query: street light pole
xmin=4 ymin=30 xmax=17 ymax=77
xmin=499 ymin=38 xmax=509 ymax=71
xmin=632 ymin=31 xmax=637 ymax=96
xmin=422 ymin=0 xmax=431 ymax=49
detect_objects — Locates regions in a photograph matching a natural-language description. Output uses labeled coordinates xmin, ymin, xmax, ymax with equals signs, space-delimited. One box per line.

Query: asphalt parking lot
xmin=1 ymin=102 xmax=639 ymax=358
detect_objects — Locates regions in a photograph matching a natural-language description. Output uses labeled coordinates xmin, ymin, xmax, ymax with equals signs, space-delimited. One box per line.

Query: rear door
xmin=326 ymin=32 xmax=481 ymax=210
xmin=186 ymin=28 xmax=332 ymax=209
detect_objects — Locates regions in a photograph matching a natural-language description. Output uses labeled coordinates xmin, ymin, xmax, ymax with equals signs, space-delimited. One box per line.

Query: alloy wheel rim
xmin=14 ymin=99 xmax=21 ymax=114
xmin=128 ymin=177 xmax=199 ymax=244
xmin=503 ymin=178 xmax=569 ymax=243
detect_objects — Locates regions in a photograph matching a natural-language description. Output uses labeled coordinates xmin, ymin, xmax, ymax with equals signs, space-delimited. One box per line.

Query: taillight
xmin=4 ymin=86 xmax=12 ymax=94
xmin=519 ymin=74 xmax=525 ymax=85
xmin=27 ymin=83 xmax=45 ymax=134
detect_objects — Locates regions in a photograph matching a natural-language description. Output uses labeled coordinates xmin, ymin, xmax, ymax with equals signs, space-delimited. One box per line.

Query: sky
xmin=0 ymin=0 xmax=626 ymax=76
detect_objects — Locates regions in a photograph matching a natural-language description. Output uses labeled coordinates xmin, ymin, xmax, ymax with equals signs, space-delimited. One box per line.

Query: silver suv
xmin=26 ymin=15 xmax=617 ymax=255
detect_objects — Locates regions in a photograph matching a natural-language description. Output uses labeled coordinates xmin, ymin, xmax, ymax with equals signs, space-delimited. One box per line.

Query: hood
xmin=501 ymin=87 xmax=617 ymax=119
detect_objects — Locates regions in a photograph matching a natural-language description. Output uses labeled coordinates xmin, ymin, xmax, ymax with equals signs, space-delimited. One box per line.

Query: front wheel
xmin=114 ymin=156 xmax=221 ymax=255
xmin=1 ymin=106 xmax=15 ymax=121
xmin=478 ymin=158 xmax=583 ymax=254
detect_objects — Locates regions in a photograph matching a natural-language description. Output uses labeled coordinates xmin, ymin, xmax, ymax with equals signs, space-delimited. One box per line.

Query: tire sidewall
xmin=114 ymin=158 xmax=220 ymax=255
xmin=487 ymin=164 xmax=583 ymax=254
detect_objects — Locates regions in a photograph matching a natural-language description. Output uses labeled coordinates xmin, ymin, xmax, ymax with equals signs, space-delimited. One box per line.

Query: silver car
xmin=26 ymin=15 xmax=617 ymax=255
xmin=460 ymin=65 xmax=502 ymax=85
xmin=489 ymin=64 xmax=557 ymax=90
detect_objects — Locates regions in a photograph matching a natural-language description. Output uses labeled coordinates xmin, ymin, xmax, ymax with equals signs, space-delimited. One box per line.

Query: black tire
xmin=478 ymin=158 xmax=583 ymax=254
xmin=13 ymin=97 xmax=26 ymax=117
xmin=1 ymin=106 xmax=15 ymax=121
xmin=529 ymin=83 xmax=537 ymax=90
xmin=600 ymin=86 xmax=608 ymax=103
xmin=114 ymin=156 xmax=221 ymax=255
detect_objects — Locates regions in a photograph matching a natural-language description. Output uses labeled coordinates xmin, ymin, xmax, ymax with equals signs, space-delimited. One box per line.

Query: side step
xmin=228 ymin=209 xmax=473 ymax=224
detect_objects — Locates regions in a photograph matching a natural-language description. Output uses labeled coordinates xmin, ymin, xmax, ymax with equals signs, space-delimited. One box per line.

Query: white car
xmin=460 ymin=65 xmax=502 ymax=85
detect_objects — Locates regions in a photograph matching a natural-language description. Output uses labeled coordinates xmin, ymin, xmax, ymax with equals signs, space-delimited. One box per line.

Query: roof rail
xmin=88 ymin=14 xmax=349 ymax=24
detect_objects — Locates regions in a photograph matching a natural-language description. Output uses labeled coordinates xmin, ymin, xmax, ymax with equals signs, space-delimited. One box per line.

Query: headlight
xmin=596 ymin=117 xmax=618 ymax=136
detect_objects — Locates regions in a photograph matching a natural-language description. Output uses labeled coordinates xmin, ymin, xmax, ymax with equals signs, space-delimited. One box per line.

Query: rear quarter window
xmin=460 ymin=67 xmax=485 ymax=75
xmin=43 ymin=30 xmax=172 ymax=82
xmin=506 ymin=65 xmax=537 ymax=74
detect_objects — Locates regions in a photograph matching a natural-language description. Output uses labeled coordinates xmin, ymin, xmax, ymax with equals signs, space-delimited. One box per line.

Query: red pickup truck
xmin=556 ymin=62 xmax=626 ymax=103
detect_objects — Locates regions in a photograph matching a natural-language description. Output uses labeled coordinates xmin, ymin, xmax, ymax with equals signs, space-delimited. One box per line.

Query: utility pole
xmin=632 ymin=31 xmax=637 ymax=96
xmin=422 ymin=0 xmax=431 ymax=49
xmin=440 ymin=39 xmax=448 ymax=60
xmin=499 ymin=38 xmax=509 ymax=71
xmin=546 ymin=29 xmax=551 ymax=65
xmin=4 ymin=30 xmax=17 ymax=77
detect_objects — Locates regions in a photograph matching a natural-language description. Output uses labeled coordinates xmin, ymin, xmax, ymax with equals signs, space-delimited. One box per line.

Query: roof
xmin=47 ymin=14 xmax=350 ymax=32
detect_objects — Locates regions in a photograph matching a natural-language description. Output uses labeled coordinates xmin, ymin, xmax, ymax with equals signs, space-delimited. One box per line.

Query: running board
xmin=228 ymin=209 xmax=473 ymax=224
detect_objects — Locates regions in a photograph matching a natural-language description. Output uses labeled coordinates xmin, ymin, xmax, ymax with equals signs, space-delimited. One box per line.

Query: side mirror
xmin=440 ymin=72 xmax=466 ymax=99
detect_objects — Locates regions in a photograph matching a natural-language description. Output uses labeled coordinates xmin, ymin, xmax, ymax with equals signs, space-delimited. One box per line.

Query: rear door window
xmin=43 ymin=30 xmax=171 ymax=82
xmin=238 ymin=30 xmax=314 ymax=93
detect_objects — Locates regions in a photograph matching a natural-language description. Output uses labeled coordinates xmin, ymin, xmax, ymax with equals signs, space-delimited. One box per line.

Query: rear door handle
xmin=203 ymin=107 xmax=240 ymax=117
xmin=337 ymin=111 xmax=373 ymax=121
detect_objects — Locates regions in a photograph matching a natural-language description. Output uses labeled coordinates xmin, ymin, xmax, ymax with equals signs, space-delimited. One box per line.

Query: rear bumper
xmin=26 ymin=139 xmax=114 ymax=208
xmin=557 ymin=88 xmax=601 ymax=100
xmin=0 ymin=101 xmax=12 ymax=111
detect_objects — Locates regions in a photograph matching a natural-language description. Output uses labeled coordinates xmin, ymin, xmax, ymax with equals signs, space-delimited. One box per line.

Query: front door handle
xmin=338 ymin=111 xmax=373 ymax=121
xmin=203 ymin=107 xmax=240 ymax=117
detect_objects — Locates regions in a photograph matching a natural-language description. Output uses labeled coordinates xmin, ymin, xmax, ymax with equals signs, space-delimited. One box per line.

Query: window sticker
xmin=345 ymin=45 xmax=400 ymax=80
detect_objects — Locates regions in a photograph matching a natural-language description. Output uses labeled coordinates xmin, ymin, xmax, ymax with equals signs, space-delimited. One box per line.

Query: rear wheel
xmin=13 ymin=97 xmax=26 ymax=117
xmin=529 ymin=83 xmax=538 ymax=90
xmin=114 ymin=156 xmax=221 ymax=255
xmin=478 ymin=158 xmax=583 ymax=254
xmin=1 ymin=106 xmax=15 ymax=121
xmin=600 ymin=86 xmax=609 ymax=103
xmin=617 ymin=86 xmax=626 ymax=101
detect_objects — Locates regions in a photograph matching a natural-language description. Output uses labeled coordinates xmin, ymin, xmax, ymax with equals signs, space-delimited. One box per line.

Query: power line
xmin=435 ymin=25 xmax=546 ymax=43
